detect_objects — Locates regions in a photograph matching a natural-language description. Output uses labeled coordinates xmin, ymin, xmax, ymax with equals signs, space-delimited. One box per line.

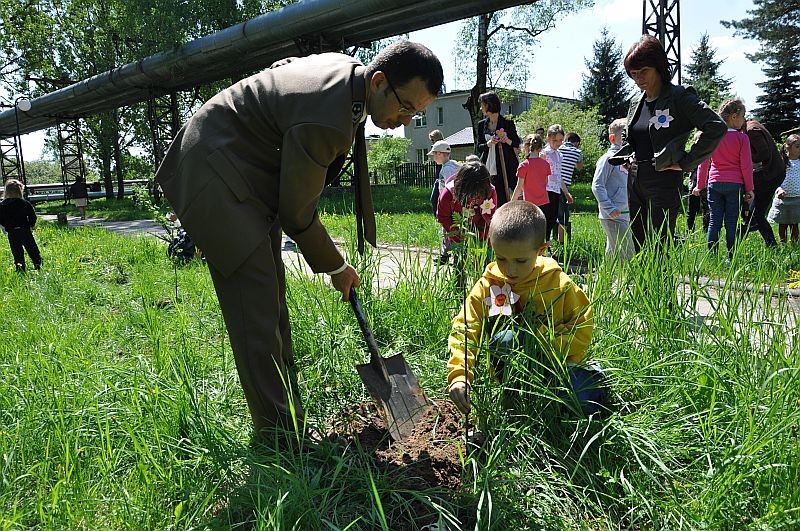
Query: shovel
xmin=349 ymin=288 xmax=430 ymax=440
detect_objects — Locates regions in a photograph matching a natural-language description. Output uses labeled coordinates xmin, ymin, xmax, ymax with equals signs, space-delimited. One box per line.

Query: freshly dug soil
xmin=329 ymin=399 xmax=466 ymax=490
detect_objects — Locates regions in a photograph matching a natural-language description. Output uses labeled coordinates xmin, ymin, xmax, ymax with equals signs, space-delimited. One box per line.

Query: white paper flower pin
xmin=649 ymin=108 xmax=674 ymax=129
xmin=480 ymin=198 xmax=495 ymax=215
xmin=484 ymin=283 xmax=520 ymax=316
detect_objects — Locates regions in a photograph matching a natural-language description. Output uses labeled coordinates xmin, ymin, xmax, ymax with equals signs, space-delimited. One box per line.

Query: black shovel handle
xmin=349 ymin=288 xmax=391 ymax=383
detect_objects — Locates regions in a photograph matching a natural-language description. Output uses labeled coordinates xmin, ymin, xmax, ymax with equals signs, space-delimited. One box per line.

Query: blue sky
xmin=366 ymin=0 xmax=764 ymax=136
xmin=17 ymin=0 xmax=765 ymax=159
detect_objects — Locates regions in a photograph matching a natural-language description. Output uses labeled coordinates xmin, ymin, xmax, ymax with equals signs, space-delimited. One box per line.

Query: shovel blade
xmin=356 ymin=353 xmax=430 ymax=440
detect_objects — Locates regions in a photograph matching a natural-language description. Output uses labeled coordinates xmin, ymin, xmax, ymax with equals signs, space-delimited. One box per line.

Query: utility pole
xmin=642 ymin=0 xmax=681 ymax=83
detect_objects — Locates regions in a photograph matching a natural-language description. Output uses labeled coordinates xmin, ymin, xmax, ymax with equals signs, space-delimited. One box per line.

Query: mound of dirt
xmin=328 ymin=399 xmax=467 ymax=490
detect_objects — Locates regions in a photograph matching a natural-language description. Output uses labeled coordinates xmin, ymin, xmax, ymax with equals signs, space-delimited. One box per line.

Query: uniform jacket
xmin=610 ymin=83 xmax=726 ymax=172
xmin=477 ymin=115 xmax=521 ymax=185
xmin=447 ymin=257 xmax=592 ymax=388
xmin=746 ymin=119 xmax=786 ymax=183
xmin=155 ymin=53 xmax=368 ymax=277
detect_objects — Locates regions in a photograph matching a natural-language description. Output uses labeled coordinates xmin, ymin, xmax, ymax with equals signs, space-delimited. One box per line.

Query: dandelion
xmin=484 ymin=283 xmax=519 ymax=316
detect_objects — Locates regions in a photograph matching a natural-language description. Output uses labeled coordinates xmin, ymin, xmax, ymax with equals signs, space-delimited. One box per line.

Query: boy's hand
xmin=777 ymin=188 xmax=786 ymax=200
xmin=691 ymin=187 xmax=701 ymax=197
xmin=744 ymin=191 xmax=754 ymax=204
xmin=449 ymin=382 xmax=470 ymax=415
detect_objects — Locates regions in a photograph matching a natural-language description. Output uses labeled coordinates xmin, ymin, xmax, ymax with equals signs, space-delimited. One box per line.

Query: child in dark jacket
xmin=0 ymin=179 xmax=42 ymax=271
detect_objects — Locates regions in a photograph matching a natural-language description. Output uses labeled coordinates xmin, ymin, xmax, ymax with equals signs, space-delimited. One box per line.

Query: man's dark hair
xmin=566 ymin=132 xmax=581 ymax=144
xmin=366 ymin=41 xmax=443 ymax=96
xmin=478 ymin=91 xmax=502 ymax=114
xmin=624 ymin=34 xmax=672 ymax=84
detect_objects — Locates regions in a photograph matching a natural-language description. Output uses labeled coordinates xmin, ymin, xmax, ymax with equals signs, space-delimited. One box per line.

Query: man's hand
xmin=660 ymin=163 xmax=683 ymax=172
xmin=744 ymin=191 xmax=755 ymax=204
xmin=609 ymin=209 xmax=621 ymax=220
xmin=692 ymin=187 xmax=701 ymax=197
xmin=565 ymin=191 xmax=574 ymax=205
xmin=449 ymin=382 xmax=470 ymax=415
xmin=330 ymin=265 xmax=359 ymax=301
xmin=777 ymin=187 xmax=786 ymax=200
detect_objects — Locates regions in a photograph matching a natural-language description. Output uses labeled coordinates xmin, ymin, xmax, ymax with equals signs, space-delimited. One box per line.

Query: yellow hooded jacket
xmin=447 ymin=256 xmax=593 ymax=389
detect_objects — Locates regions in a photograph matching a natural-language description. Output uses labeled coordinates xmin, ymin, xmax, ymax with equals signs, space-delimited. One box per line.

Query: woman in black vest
xmin=476 ymin=91 xmax=521 ymax=206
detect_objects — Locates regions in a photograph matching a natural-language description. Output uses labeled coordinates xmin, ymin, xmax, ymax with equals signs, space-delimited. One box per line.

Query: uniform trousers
xmin=207 ymin=219 xmax=304 ymax=436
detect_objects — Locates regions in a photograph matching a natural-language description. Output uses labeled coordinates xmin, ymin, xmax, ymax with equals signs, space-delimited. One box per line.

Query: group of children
xmin=428 ymin=127 xmax=610 ymax=419
xmin=435 ymin=102 xmax=799 ymax=421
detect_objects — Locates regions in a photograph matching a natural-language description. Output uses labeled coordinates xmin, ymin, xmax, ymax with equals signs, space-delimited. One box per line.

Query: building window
xmin=437 ymin=106 xmax=444 ymax=125
xmin=416 ymin=148 xmax=426 ymax=163
xmin=414 ymin=111 xmax=427 ymax=128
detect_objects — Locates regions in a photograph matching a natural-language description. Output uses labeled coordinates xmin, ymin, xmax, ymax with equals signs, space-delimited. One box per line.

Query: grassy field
xmin=1 ymin=189 xmax=799 ymax=529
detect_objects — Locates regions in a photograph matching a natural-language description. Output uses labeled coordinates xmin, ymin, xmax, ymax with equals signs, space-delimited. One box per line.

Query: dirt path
xmin=44 ymin=214 xmax=800 ymax=331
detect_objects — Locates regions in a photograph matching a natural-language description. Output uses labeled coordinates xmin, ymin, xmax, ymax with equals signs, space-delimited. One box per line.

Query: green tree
xmin=366 ymin=135 xmax=412 ymax=179
xmin=723 ymin=1 xmax=800 ymax=136
xmin=515 ymin=96 xmax=604 ymax=183
xmin=753 ymin=40 xmax=800 ymax=137
xmin=454 ymin=1 xmax=594 ymax=135
xmin=683 ymin=33 xmax=732 ymax=110
xmin=579 ymin=27 xmax=630 ymax=132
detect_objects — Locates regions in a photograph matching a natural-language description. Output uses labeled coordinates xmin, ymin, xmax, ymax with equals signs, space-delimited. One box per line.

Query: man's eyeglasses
xmin=385 ymin=75 xmax=421 ymax=117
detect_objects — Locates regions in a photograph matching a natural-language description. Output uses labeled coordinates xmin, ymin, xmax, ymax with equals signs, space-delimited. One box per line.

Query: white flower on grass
xmin=649 ymin=108 xmax=674 ymax=129
xmin=484 ymin=283 xmax=520 ymax=316
xmin=480 ymin=198 xmax=495 ymax=215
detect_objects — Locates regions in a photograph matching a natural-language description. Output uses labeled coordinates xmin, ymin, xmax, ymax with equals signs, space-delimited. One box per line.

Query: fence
xmin=370 ymin=162 xmax=437 ymax=187
xmin=26 ymin=179 xmax=150 ymax=203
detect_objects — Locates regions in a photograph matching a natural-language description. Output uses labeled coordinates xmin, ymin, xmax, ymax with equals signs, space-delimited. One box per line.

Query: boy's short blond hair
xmin=609 ymin=118 xmax=626 ymax=140
xmin=489 ymin=201 xmax=546 ymax=248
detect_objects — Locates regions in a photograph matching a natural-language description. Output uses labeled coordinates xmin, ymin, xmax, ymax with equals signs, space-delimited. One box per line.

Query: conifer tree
xmin=724 ymin=1 xmax=800 ymax=136
xmin=579 ymin=28 xmax=631 ymax=132
xmin=684 ymin=33 xmax=732 ymax=110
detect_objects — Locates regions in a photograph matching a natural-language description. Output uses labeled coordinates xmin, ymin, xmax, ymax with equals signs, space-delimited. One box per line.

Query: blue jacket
xmin=592 ymin=144 xmax=630 ymax=220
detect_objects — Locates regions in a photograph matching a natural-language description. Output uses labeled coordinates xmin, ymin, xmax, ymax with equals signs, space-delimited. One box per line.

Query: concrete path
xmin=43 ymin=215 xmax=799 ymax=333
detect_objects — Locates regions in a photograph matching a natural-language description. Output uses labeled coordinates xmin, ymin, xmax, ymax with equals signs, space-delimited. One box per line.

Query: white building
xmin=404 ymin=89 xmax=578 ymax=163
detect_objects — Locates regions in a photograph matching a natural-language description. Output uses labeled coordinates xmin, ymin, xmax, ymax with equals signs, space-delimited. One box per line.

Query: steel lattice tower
xmin=643 ymin=0 xmax=681 ymax=84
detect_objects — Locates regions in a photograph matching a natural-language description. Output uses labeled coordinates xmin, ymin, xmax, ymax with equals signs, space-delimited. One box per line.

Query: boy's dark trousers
xmin=687 ymin=189 xmax=709 ymax=232
xmin=7 ymin=227 xmax=41 ymax=271
xmin=741 ymin=170 xmax=779 ymax=246
xmin=557 ymin=193 xmax=571 ymax=241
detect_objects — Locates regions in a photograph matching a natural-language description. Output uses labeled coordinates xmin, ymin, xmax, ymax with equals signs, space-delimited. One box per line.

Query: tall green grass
xmin=1 ymin=193 xmax=798 ymax=529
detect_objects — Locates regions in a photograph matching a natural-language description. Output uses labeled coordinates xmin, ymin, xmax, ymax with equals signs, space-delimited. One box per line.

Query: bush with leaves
xmin=515 ymin=97 xmax=606 ymax=183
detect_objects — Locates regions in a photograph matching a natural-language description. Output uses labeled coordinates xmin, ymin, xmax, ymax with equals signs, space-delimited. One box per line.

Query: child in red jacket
xmin=437 ymin=160 xmax=497 ymax=288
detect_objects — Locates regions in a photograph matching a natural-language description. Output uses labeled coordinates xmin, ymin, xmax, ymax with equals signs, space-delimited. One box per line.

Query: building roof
xmin=443 ymin=126 xmax=475 ymax=147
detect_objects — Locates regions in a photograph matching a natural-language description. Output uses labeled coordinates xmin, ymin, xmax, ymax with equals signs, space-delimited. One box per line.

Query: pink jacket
xmin=696 ymin=129 xmax=754 ymax=192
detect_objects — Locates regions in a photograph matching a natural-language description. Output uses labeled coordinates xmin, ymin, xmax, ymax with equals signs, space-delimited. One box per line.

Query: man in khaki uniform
xmin=155 ymin=41 xmax=443 ymax=438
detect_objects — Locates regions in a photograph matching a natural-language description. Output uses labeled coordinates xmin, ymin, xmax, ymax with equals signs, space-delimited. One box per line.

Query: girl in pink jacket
xmin=692 ymin=99 xmax=754 ymax=261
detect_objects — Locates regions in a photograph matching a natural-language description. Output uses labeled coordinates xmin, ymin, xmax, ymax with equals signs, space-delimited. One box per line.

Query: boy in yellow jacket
xmin=447 ymin=200 xmax=608 ymax=416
